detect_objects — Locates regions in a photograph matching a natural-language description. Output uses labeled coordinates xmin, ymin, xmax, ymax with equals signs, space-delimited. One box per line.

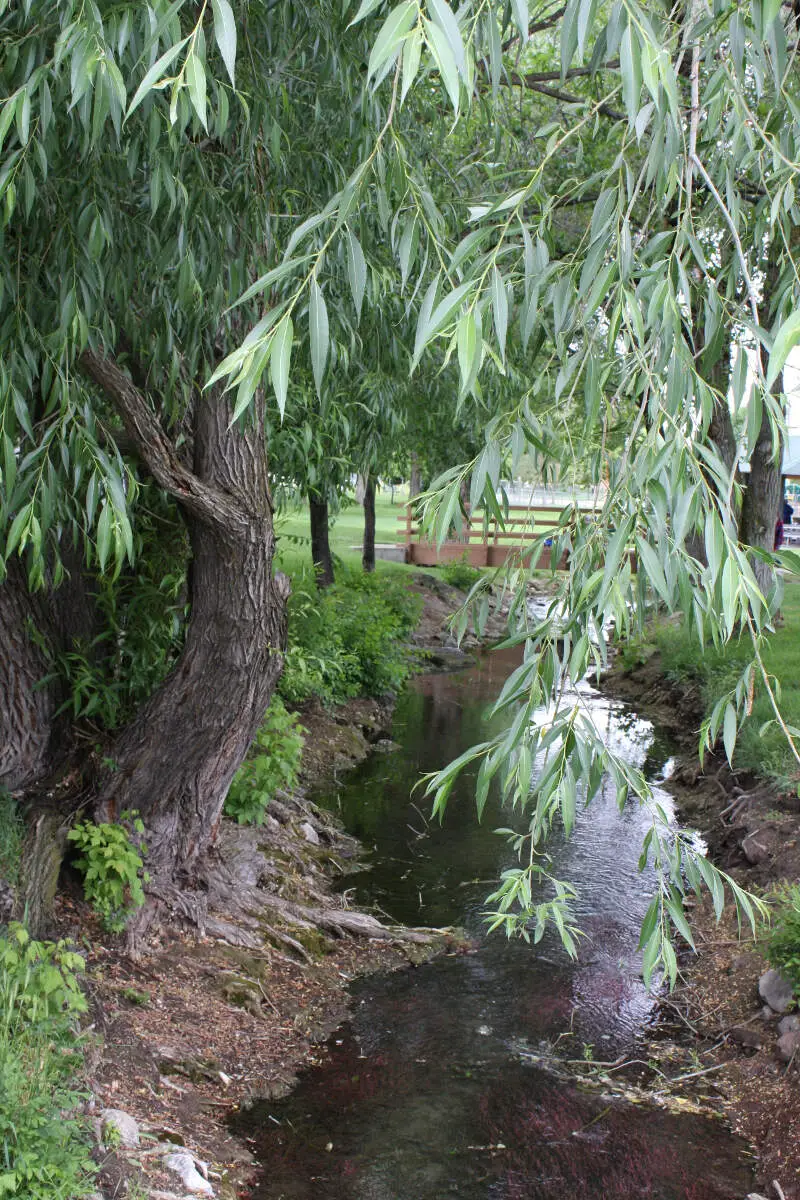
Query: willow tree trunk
xmin=0 ymin=551 xmax=102 ymax=932
xmin=740 ymin=395 xmax=784 ymax=595
xmin=409 ymin=453 xmax=422 ymax=498
xmin=309 ymin=493 xmax=334 ymax=587
xmin=362 ymin=475 xmax=376 ymax=573
xmin=0 ymin=559 xmax=56 ymax=793
xmin=81 ymin=352 xmax=290 ymax=896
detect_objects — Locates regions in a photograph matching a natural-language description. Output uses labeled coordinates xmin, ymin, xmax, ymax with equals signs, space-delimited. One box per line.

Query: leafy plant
xmin=441 ymin=556 xmax=483 ymax=591
xmin=279 ymin=569 xmax=422 ymax=707
xmin=0 ymin=924 xmax=95 ymax=1199
xmin=0 ymin=924 xmax=87 ymax=1026
xmin=766 ymin=886 xmax=800 ymax=998
xmin=67 ymin=812 xmax=149 ymax=933
xmin=224 ymin=697 xmax=305 ymax=825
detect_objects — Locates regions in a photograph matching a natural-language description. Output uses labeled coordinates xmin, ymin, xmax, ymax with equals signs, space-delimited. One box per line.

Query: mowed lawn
xmin=274 ymin=490 xmax=411 ymax=575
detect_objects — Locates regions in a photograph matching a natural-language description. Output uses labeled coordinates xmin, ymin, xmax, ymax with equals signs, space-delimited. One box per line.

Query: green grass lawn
xmin=274 ymin=490 xmax=412 ymax=577
xmin=637 ymin=579 xmax=800 ymax=786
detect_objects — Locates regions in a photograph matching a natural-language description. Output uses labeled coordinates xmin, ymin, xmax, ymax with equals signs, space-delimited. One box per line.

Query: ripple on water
xmin=232 ymin=650 xmax=753 ymax=1198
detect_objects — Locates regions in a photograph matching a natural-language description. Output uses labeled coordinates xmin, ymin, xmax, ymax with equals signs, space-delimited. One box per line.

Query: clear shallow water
xmin=234 ymin=649 xmax=753 ymax=1199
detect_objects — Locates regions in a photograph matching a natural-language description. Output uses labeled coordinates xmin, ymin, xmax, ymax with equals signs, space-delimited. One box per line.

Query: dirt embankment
xmin=76 ymin=573 xmax=491 ymax=1200
xmin=604 ymin=653 xmax=800 ymax=1200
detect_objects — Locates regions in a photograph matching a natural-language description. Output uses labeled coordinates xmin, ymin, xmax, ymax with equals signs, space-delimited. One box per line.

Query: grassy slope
xmin=636 ymin=579 xmax=800 ymax=786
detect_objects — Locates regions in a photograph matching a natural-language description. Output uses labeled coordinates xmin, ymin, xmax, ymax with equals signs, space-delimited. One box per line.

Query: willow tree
xmin=207 ymin=0 xmax=800 ymax=976
xmin=0 ymin=0 xmax=381 ymax=902
xmin=3 ymin=0 xmax=800 ymax=966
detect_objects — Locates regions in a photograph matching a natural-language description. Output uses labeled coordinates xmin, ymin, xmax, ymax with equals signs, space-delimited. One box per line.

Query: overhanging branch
xmin=80 ymin=349 xmax=247 ymax=532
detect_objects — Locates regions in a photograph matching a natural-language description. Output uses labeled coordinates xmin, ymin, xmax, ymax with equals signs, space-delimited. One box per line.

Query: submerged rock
xmin=758 ymin=968 xmax=795 ymax=1014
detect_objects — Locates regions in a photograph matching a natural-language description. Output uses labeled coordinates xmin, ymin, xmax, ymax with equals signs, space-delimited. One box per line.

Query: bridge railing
xmin=397 ymin=503 xmax=572 ymax=567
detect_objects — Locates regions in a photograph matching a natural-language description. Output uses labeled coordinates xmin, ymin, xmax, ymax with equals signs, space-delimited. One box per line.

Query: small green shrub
xmin=0 ymin=923 xmax=95 ymax=1199
xmin=0 ymin=791 xmax=23 ymax=886
xmin=767 ymin=885 xmax=800 ymax=997
xmin=224 ymin=696 xmax=305 ymax=825
xmin=67 ymin=812 xmax=149 ymax=933
xmin=441 ymin=556 xmax=483 ymax=591
xmin=279 ymin=570 xmax=423 ymax=706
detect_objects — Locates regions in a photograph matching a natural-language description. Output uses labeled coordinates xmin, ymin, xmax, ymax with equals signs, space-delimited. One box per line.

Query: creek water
xmin=235 ymin=648 xmax=754 ymax=1199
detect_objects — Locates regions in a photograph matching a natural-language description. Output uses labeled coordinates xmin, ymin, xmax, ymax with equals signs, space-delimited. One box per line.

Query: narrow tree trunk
xmin=708 ymin=393 xmax=738 ymax=479
xmin=81 ymin=352 xmax=290 ymax=899
xmin=409 ymin=453 xmax=422 ymax=498
xmin=737 ymin=245 xmax=787 ymax=595
xmin=362 ymin=475 xmax=376 ymax=573
xmin=457 ymin=475 xmax=471 ymax=544
xmin=0 ymin=559 xmax=55 ymax=792
xmin=0 ymin=551 xmax=100 ymax=932
xmin=740 ymin=393 xmax=783 ymax=595
xmin=309 ymin=493 xmax=335 ymax=587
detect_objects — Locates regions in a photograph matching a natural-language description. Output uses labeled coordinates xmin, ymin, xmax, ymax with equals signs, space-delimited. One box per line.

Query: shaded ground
xmin=604 ymin=652 xmax=800 ymax=1200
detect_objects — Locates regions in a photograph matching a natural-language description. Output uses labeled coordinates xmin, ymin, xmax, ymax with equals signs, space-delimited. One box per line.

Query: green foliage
xmin=440 ymin=556 xmax=483 ymax=592
xmin=0 ymin=792 xmax=23 ymax=887
xmin=0 ymin=923 xmax=95 ymax=1199
xmin=43 ymin=496 xmax=189 ymax=732
xmin=0 ymin=923 xmax=87 ymax=1025
xmin=279 ymin=569 xmax=422 ymax=707
xmin=766 ymin=885 xmax=800 ymax=998
xmin=650 ymin=584 xmax=800 ymax=786
xmin=67 ymin=812 xmax=149 ymax=933
xmin=224 ymin=697 xmax=305 ymax=826
xmin=2 ymin=0 xmax=796 ymax=977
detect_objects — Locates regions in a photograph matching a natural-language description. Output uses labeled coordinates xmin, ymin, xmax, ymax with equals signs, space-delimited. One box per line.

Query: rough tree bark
xmin=739 ymin=386 xmax=784 ymax=595
xmin=0 ymin=544 xmax=96 ymax=790
xmin=0 ymin=558 xmax=56 ymax=793
xmin=308 ymin=492 xmax=335 ymax=587
xmin=738 ymin=246 xmax=787 ymax=595
xmin=362 ymin=475 xmax=376 ymax=573
xmin=81 ymin=351 xmax=291 ymax=901
xmin=0 ymin=550 xmax=100 ymax=932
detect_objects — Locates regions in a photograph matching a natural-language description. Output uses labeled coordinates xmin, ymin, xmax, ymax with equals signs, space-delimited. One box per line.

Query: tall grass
xmin=641 ymin=582 xmax=800 ymax=785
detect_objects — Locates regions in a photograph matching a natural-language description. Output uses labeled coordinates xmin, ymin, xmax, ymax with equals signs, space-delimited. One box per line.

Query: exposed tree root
xmin=125 ymin=793 xmax=442 ymax=957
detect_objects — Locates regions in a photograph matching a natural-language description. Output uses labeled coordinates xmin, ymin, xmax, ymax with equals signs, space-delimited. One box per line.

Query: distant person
xmin=775 ymin=497 xmax=794 ymax=550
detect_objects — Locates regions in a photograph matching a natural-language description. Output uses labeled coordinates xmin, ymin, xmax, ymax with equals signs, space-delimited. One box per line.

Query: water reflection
xmin=234 ymin=650 xmax=752 ymax=1199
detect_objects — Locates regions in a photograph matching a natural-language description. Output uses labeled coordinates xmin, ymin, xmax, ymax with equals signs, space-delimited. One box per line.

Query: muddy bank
xmin=603 ymin=652 xmax=800 ymax=1200
xmin=74 ymin=574 xmax=494 ymax=1199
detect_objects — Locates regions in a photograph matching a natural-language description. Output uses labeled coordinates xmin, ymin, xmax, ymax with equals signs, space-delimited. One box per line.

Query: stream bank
xmin=72 ymin=573 xmax=502 ymax=1200
xmin=603 ymin=651 xmax=800 ymax=1200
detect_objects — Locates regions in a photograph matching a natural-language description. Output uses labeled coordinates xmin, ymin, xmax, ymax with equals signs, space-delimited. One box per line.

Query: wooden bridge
xmin=397 ymin=504 xmax=567 ymax=568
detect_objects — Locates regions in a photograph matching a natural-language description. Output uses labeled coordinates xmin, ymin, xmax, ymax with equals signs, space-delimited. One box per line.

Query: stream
xmin=234 ymin=648 xmax=754 ymax=1199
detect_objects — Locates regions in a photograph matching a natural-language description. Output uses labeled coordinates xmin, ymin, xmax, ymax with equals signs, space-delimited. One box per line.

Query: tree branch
xmin=80 ymin=349 xmax=247 ymax=532
xmin=516 ymin=61 xmax=620 ymax=83
xmin=506 ymin=73 xmax=625 ymax=121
